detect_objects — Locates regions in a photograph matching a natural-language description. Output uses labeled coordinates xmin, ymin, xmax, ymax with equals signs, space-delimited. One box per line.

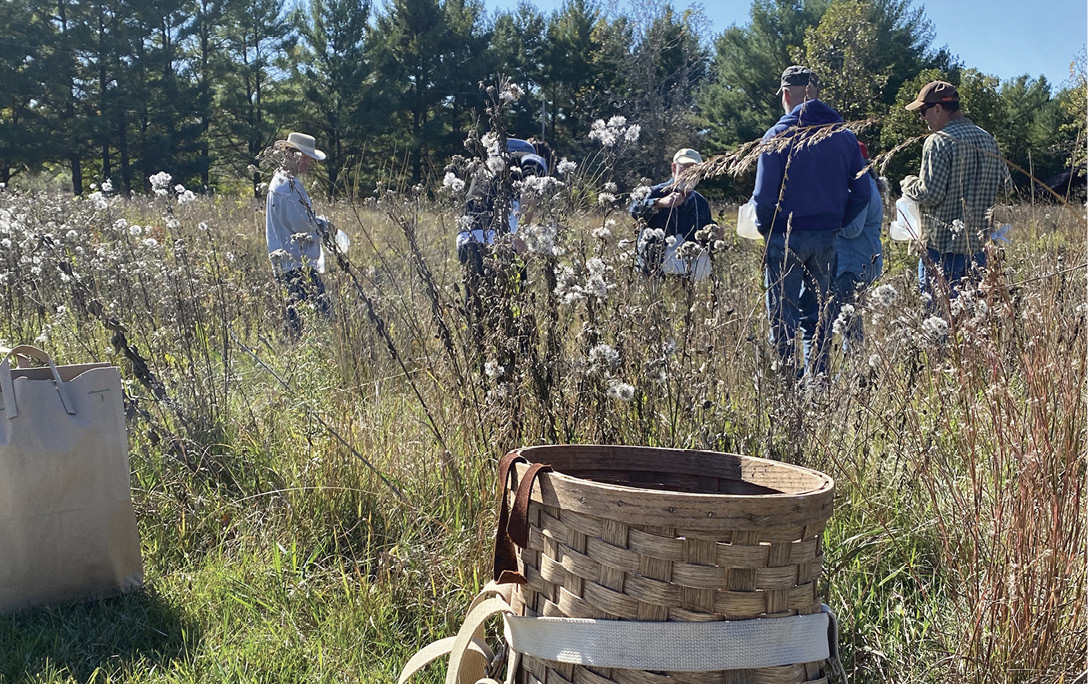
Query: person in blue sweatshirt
xmin=751 ymin=65 xmax=871 ymax=380
xmin=628 ymin=148 xmax=714 ymax=279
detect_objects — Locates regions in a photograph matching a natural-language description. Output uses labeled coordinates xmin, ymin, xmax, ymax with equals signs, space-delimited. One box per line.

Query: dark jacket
xmin=752 ymin=99 xmax=870 ymax=236
xmin=463 ymin=171 xmax=507 ymax=234
xmin=628 ymin=181 xmax=712 ymax=242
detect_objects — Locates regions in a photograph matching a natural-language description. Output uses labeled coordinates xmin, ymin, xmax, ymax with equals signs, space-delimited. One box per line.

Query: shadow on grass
xmin=0 ymin=587 xmax=199 ymax=682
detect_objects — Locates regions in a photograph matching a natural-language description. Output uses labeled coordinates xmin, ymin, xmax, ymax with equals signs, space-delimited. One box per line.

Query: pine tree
xmin=1058 ymin=50 xmax=1086 ymax=174
xmin=215 ymin=0 xmax=294 ymax=194
xmin=698 ymin=0 xmax=829 ymax=148
xmin=185 ymin=0 xmax=228 ymax=188
xmin=999 ymin=75 xmax=1068 ymax=188
xmin=84 ymin=0 xmax=130 ymax=189
xmin=542 ymin=0 xmax=604 ymax=149
xmin=35 ymin=0 xmax=95 ymax=194
xmin=126 ymin=0 xmax=200 ymax=191
xmin=368 ymin=0 xmax=489 ymax=183
xmin=294 ymin=0 xmax=373 ymax=195
xmin=489 ymin=3 xmax=549 ymax=139
xmin=0 ymin=0 xmax=49 ymax=184
xmin=625 ymin=3 xmax=708 ymax=180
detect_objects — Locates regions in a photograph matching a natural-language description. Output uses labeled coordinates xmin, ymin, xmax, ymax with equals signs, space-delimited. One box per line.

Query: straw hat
xmin=282 ymin=132 xmax=326 ymax=161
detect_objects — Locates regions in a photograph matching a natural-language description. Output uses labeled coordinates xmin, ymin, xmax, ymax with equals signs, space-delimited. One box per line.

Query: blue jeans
xmin=764 ymin=230 xmax=838 ymax=378
xmin=281 ymin=268 xmax=331 ymax=337
xmin=918 ymin=248 xmax=987 ymax=303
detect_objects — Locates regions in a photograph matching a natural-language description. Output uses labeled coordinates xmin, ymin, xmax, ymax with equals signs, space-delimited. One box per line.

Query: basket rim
xmin=509 ymin=445 xmax=834 ymax=530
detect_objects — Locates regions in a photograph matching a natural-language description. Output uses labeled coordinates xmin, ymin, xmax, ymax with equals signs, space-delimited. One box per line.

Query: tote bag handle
xmin=0 ymin=345 xmax=77 ymax=418
xmin=0 ymin=346 xmax=38 ymax=369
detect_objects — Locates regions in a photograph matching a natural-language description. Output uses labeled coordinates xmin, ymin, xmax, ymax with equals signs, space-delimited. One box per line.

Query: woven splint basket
xmin=494 ymin=445 xmax=835 ymax=684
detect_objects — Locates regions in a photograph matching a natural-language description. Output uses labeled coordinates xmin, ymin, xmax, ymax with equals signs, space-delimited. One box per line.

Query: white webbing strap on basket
xmin=504 ymin=607 xmax=832 ymax=672
xmin=396 ymin=634 xmax=499 ymax=684
xmin=399 ymin=585 xmax=846 ymax=683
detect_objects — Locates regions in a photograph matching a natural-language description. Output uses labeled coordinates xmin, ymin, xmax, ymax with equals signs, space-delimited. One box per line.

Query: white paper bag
xmin=0 ymin=345 xmax=143 ymax=613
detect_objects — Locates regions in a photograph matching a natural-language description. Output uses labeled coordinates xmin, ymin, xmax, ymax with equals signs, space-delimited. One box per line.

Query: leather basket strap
xmin=491 ymin=453 xmax=552 ymax=584
xmin=491 ymin=452 xmax=527 ymax=583
xmin=507 ymin=462 xmax=552 ymax=548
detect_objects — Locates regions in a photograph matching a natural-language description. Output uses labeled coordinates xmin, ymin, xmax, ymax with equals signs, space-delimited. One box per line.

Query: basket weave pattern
xmin=503 ymin=446 xmax=833 ymax=684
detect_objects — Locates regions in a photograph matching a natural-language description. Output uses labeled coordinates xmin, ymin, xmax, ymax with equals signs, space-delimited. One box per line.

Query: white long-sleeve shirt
xmin=265 ymin=170 xmax=323 ymax=274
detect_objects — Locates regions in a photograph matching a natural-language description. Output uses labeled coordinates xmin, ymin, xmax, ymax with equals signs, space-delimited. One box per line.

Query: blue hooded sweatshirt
xmin=751 ymin=99 xmax=870 ymax=236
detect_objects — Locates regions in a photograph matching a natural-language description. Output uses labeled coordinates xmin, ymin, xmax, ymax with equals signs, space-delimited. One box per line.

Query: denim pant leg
xmin=281 ymin=268 xmax=330 ymax=336
xmin=919 ymin=248 xmax=987 ymax=303
xmin=458 ymin=241 xmax=486 ymax=310
xmin=281 ymin=269 xmax=306 ymax=336
xmin=794 ymin=233 xmax=837 ymax=377
xmin=764 ymin=232 xmax=802 ymax=375
xmin=309 ymin=271 xmax=331 ymax=319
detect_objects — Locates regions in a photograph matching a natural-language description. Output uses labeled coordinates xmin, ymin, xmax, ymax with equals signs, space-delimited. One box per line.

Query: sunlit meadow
xmin=0 ymin=99 xmax=1083 ymax=684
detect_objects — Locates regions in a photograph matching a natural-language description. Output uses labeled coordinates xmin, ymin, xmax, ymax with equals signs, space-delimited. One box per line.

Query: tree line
xmin=1 ymin=0 xmax=1084 ymax=198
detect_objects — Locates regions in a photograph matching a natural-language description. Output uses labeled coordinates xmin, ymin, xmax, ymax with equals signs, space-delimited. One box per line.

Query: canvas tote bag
xmin=0 ymin=345 xmax=143 ymax=613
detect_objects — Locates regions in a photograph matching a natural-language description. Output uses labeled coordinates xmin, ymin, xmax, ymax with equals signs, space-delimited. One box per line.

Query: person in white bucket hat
xmin=265 ymin=131 xmax=333 ymax=337
xmin=628 ymin=147 xmax=716 ymax=280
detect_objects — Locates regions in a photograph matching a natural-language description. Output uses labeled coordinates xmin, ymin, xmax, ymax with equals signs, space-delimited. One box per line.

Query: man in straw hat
xmin=265 ymin=131 xmax=333 ymax=337
xmin=751 ymin=65 xmax=870 ymax=381
xmin=900 ymin=81 xmax=1010 ymax=300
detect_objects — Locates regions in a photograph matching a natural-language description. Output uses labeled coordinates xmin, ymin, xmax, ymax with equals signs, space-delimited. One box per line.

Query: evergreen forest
xmin=1 ymin=0 xmax=1085 ymax=197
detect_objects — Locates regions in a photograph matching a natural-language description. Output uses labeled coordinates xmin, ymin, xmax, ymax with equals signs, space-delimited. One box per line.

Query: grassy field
xmin=0 ymin=164 xmax=1083 ymax=684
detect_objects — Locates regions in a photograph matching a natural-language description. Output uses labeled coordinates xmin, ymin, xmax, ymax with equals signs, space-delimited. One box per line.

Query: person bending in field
xmin=829 ymin=140 xmax=886 ymax=352
xmin=456 ymin=141 xmax=548 ymax=311
xmin=265 ymin=132 xmax=333 ymax=338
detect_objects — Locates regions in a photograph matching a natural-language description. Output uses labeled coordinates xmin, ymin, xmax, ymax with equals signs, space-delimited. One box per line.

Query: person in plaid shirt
xmin=901 ymin=81 xmax=1011 ymax=299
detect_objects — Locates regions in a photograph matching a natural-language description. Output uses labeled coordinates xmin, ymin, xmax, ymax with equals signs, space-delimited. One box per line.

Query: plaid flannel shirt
xmin=901 ymin=118 xmax=1011 ymax=255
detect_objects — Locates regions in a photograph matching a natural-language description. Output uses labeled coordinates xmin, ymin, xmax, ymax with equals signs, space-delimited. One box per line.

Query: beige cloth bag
xmin=0 ymin=345 xmax=143 ymax=613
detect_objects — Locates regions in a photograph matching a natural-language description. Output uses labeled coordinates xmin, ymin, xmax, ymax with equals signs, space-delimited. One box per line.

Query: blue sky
xmin=484 ymin=0 xmax=1087 ymax=89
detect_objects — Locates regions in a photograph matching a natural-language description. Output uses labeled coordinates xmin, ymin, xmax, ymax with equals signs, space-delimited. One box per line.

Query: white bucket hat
xmin=283 ymin=132 xmax=326 ymax=161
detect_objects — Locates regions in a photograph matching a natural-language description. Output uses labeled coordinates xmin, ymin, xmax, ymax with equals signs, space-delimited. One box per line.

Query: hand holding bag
xmin=0 ymin=345 xmax=143 ymax=613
